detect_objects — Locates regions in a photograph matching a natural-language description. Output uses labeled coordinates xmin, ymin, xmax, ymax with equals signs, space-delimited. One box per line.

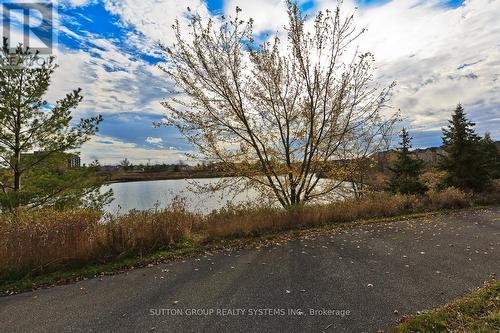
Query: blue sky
xmin=2 ymin=0 xmax=499 ymax=164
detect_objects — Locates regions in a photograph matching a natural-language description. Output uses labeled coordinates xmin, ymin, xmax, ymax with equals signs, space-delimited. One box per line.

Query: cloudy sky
xmin=2 ymin=0 xmax=499 ymax=164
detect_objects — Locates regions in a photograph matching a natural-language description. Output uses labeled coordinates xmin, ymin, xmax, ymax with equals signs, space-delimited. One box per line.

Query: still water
xmin=103 ymin=178 xmax=261 ymax=215
xmin=103 ymin=177 xmax=350 ymax=215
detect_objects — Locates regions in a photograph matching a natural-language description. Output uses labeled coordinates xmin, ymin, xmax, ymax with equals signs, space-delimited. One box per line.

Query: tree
xmin=388 ymin=128 xmax=427 ymax=195
xmin=0 ymin=153 xmax=113 ymax=211
xmin=0 ymin=39 xmax=104 ymax=209
xmin=338 ymin=114 xmax=396 ymax=198
xmin=480 ymin=133 xmax=500 ymax=180
xmin=159 ymin=2 xmax=397 ymax=208
xmin=120 ymin=158 xmax=132 ymax=171
xmin=439 ymin=104 xmax=489 ymax=191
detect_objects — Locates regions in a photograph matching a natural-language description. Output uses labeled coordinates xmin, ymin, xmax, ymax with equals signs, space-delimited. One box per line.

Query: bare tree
xmin=338 ymin=112 xmax=397 ymax=198
xmin=160 ymin=1 xmax=397 ymax=208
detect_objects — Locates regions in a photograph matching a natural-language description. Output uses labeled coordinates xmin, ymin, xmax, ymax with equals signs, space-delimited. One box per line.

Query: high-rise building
xmin=68 ymin=155 xmax=81 ymax=168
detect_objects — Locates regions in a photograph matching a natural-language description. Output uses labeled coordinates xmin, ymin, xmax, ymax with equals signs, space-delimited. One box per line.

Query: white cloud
xmin=103 ymin=0 xmax=211 ymax=47
xmin=38 ymin=0 xmax=500 ymax=166
xmin=81 ymin=135 xmax=186 ymax=165
xmin=224 ymin=0 xmax=289 ymax=34
xmin=146 ymin=137 xmax=163 ymax=145
xmin=351 ymin=0 xmax=500 ymax=138
xmin=104 ymin=0 xmax=500 ymax=143
xmin=47 ymin=39 xmax=170 ymax=118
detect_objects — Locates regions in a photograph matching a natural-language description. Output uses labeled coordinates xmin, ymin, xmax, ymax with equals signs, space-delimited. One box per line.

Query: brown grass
xmin=100 ymin=210 xmax=196 ymax=255
xmin=201 ymin=193 xmax=424 ymax=239
xmin=0 ymin=187 xmax=496 ymax=281
xmin=0 ymin=210 xmax=102 ymax=276
xmin=0 ymin=209 xmax=196 ymax=278
xmin=425 ymin=187 xmax=470 ymax=210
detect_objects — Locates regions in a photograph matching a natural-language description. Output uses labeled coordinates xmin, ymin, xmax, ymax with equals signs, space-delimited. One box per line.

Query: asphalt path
xmin=1 ymin=208 xmax=499 ymax=333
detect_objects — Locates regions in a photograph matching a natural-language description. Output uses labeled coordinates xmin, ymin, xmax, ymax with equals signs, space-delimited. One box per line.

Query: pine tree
xmin=439 ymin=104 xmax=489 ymax=191
xmin=0 ymin=39 xmax=105 ymax=209
xmin=388 ymin=128 xmax=427 ymax=195
xmin=480 ymin=133 xmax=500 ymax=180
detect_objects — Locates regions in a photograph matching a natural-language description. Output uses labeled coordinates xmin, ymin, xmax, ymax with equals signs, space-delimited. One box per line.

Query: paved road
xmin=1 ymin=208 xmax=499 ymax=333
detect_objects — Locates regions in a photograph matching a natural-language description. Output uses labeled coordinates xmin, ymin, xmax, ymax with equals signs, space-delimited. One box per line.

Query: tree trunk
xmin=14 ymin=170 xmax=21 ymax=191
xmin=13 ymin=150 xmax=21 ymax=191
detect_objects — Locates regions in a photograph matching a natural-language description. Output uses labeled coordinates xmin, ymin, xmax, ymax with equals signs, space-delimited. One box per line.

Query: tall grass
xmin=201 ymin=189 xmax=470 ymax=239
xmin=0 ymin=210 xmax=102 ymax=276
xmin=1 ymin=187 xmax=495 ymax=281
xmin=0 ymin=209 xmax=196 ymax=279
xmin=101 ymin=209 xmax=197 ymax=255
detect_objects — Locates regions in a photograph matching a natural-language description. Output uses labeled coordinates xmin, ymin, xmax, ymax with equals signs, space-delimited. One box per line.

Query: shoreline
xmin=101 ymin=171 xmax=237 ymax=184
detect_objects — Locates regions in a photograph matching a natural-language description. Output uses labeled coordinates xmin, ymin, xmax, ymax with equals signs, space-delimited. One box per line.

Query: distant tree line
xmin=115 ymin=159 xmax=193 ymax=173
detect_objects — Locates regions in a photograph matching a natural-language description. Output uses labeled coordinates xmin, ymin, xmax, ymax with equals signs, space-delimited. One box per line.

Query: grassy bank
xmin=390 ymin=281 xmax=500 ymax=333
xmin=1 ymin=187 xmax=499 ymax=295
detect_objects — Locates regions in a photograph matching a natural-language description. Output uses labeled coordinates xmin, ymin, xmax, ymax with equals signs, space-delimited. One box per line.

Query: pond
xmin=102 ymin=178 xmax=261 ymax=215
xmin=102 ymin=177 xmax=351 ymax=215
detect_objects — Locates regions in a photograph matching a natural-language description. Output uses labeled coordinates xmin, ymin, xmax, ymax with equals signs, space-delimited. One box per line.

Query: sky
xmin=1 ymin=0 xmax=499 ymax=165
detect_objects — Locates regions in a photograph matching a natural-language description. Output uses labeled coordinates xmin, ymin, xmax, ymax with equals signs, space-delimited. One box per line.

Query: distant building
xmin=68 ymin=155 xmax=81 ymax=168
xmin=22 ymin=151 xmax=82 ymax=168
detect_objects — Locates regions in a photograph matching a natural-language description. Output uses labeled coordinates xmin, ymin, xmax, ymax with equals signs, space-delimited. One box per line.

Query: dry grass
xmin=100 ymin=209 xmax=197 ymax=256
xmin=201 ymin=193 xmax=424 ymax=239
xmin=0 ymin=187 xmax=496 ymax=281
xmin=0 ymin=210 xmax=102 ymax=276
xmin=425 ymin=187 xmax=470 ymax=210
xmin=0 ymin=209 xmax=196 ymax=279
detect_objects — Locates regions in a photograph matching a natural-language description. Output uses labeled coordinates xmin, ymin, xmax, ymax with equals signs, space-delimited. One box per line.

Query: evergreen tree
xmin=120 ymin=158 xmax=132 ymax=171
xmin=388 ymin=128 xmax=427 ymax=195
xmin=0 ymin=39 xmax=108 ymax=210
xmin=439 ymin=104 xmax=490 ymax=191
xmin=480 ymin=133 xmax=500 ymax=180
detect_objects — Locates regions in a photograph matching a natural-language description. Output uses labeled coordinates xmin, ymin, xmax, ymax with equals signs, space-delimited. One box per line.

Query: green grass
xmin=389 ymin=281 xmax=500 ymax=333
xmin=0 ymin=208 xmax=474 ymax=296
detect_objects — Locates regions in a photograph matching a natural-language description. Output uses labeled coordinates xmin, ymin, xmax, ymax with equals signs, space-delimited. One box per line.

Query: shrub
xmin=426 ymin=187 xmax=469 ymax=210
xmin=471 ymin=183 xmax=500 ymax=206
xmin=421 ymin=168 xmax=447 ymax=191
